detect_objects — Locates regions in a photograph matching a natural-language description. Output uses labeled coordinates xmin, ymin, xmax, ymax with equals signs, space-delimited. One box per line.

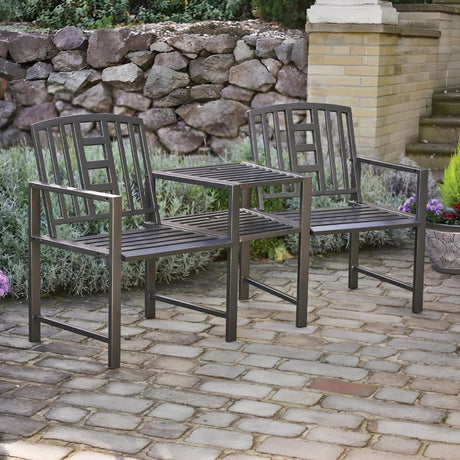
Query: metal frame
xmin=247 ymin=102 xmax=428 ymax=313
xmin=28 ymin=114 xmax=237 ymax=368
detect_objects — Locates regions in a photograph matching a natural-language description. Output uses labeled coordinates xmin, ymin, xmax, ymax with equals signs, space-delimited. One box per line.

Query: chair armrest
xmin=356 ymin=158 xmax=428 ymax=223
xmin=29 ymin=181 xmax=119 ymax=202
xmin=357 ymin=156 xmax=426 ymax=175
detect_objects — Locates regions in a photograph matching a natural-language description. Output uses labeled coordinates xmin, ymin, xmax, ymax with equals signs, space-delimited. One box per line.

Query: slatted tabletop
xmin=153 ymin=162 xmax=304 ymax=189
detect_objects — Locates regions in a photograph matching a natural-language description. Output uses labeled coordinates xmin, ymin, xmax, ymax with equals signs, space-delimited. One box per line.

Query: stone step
xmin=432 ymin=90 xmax=460 ymax=116
xmin=419 ymin=116 xmax=460 ymax=144
xmin=406 ymin=142 xmax=455 ymax=180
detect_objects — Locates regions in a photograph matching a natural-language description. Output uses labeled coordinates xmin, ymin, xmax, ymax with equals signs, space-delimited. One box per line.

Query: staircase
xmin=406 ymin=88 xmax=460 ymax=181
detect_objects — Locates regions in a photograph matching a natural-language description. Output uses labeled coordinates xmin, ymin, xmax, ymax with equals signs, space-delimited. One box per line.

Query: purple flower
xmin=0 ymin=270 xmax=9 ymax=298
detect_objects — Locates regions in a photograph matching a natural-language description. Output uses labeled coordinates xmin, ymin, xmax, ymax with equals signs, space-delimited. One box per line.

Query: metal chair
xmin=28 ymin=113 xmax=238 ymax=368
xmin=246 ymin=102 xmax=428 ymax=313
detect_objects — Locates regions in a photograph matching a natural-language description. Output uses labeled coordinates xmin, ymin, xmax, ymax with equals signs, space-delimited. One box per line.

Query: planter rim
xmin=426 ymin=222 xmax=460 ymax=233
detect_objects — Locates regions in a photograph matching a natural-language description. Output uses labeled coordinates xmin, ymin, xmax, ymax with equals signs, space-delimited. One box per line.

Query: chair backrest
xmin=31 ymin=113 xmax=158 ymax=237
xmin=247 ymin=102 xmax=361 ymax=208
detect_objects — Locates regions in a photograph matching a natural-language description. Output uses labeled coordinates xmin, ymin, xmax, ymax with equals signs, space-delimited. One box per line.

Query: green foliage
xmin=252 ymin=0 xmax=314 ymax=29
xmin=0 ymin=144 xmax=221 ymax=298
xmin=439 ymin=137 xmax=460 ymax=208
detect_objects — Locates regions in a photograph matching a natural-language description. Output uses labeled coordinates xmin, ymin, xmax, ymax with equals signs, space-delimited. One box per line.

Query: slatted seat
xmin=246 ymin=103 xmax=428 ymax=313
xmin=28 ymin=114 xmax=239 ymax=368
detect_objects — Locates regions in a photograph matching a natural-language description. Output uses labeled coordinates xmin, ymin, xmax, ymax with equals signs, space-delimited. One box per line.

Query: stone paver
xmin=0 ymin=246 xmax=459 ymax=459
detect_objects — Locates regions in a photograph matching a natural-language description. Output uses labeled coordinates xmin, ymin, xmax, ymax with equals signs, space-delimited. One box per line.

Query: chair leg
xmin=412 ymin=227 xmax=425 ymax=313
xmin=239 ymin=241 xmax=250 ymax=300
xmin=226 ymin=243 xmax=239 ymax=342
xmin=29 ymin=186 xmax=41 ymax=342
xmin=145 ymin=259 xmax=156 ymax=319
xmin=348 ymin=231 xmax=359 ymax=289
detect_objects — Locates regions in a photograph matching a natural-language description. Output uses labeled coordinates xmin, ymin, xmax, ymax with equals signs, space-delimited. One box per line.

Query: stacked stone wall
xmin=0 ymin=21 xmax=307 ymax=154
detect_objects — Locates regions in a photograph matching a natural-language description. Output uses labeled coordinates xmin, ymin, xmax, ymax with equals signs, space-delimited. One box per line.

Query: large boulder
xmin=166 ymin=34 xmax=204 ymax=57
xmin=9 ymin=33 xmax=55 ymax=64
xmin=139 ymin=108 xmax=177 ymax=131
xmin=73 ymin=83 xmax=112 ymax=112
xmin=113 ymin=89 xmax=150 ymax=111
xmin=53 ymin=26 xmax=87 ymax=51
xmin=189 ymin=54 xmax=234 ymax=84
xmin=157 ymin=123 xmax=205 ymax=154
xmin=0 ymin=100 xmax=15 ymax=127
xmin=51 ymin=51 xmax=86 ymax=72
xmin=0 ymin=57 xmax=26 ymax=81
xmin=144 ymin=66 xmax=190 ymax=99
xmin=47 ymin=70 xmax=94 ymax=95
xmin=154 ymin=52 xmax=188 ymax=71
xmin=26 ymin=62 xmax=54 ymax=80
xmin=229 ymin=59 xmax=275 ymax=92
xmin=204 ymin=34 xmax=236 ymax=54
xmin=275 ymin=64 xmax=307 ymax=99
xmin=176 ymin=100 xmax=247 ymax=137
xmin=8 ymin=80 xmax=51 ymax=106
xmin=13 ymin=102 xmax=57 ymax=130
xmin=102 ymin=63 xmax=144 ymax=91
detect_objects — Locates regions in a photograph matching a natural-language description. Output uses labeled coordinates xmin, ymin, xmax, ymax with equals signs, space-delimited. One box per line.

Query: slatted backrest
xmin=31 ymin=113 xmax=159 ymax=236
xmin=248 ymin=103 xmax=360 ymax=207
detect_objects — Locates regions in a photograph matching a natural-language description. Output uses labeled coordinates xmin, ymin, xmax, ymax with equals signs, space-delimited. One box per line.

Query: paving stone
xmin=149 ymin=402 xmax=195 ymax=421
xmin=420 ymin=393 xmax=460 ymax=411
xmin=256 ymin=436 xmax=344 ymax=459
xmin=253 ymin=320 xmax=317 ymax=335
xmin=0 ymin=440 xmax=72 ymax=460
xmin=371 ymin=420 xmax=460 ymax=444
xmin=307 ymin=426 xmax=370 ymax=446
xmin=139 ymin=318 xmax=209 ymax=333
xmin=424 ymin=443 xmax=460 ymax=460
xmin=239 ymin=354 xmax=280 ymax=368
xmin=279 ymin=359 xmax=368 ymax=381
xmin=36 ymin=357 xmax=105 ymax=374
xmin=46 ymin=406 xmax=89 ymax=423
xmin=202 ymin=349 xmax=245 ymax=363
xmin=104 ymin=381 xmax=146 ymax=395
xmin=283 ymin=408 xmax=363 ymax=428
xmin=0 ymin=348 xmax=40 ymax=363
xmin=323 ymin=342 xmax=361 ymax=353
xmin=321 ymin=328 xmax=387 ymax=344
xmin=372 ymin=435 xmax=421 ymax=455
xmin=0 ymin=414 xmax=46 ymax=436
xmin=140 ymin=419 xmax=188 ymax=438
xmin=237 ymin=417 xmax=305 ymax=436
xmin=309 ymin=378 xmax=378 ymax=397
xmin=0 ymin=362 xmax=69 ymax=384
xmin=44 ymin=426 xmax=149 ymax=454
xmin=243 ymin=343 xmax=322 ymax=361
xmin=147 ymin=387 xmax=228 ymax=408
xmin=187 ymin=427 xmax=253 ymax=450
xmin=196 ymin=363 xmax=246 ymax=379
xmin=321 ymin=395 xmax=444 ymax=423
xmin=243 ymin=369 xmax=307 ymax=387
xmin=0 ymin=396 xmax=47 ymax=416
xmin=86 ymin=411 xmax=141 ymax=430
xmin=229 ymin=400 xmax=281 ymax=417
xmin=67 ymin=452 xmax=138 ymax=460
xmin=147 ymin=443 xmax=221 ymax=460
xmin=57 ymin=391 xmax=152 ymax=413
xmin=148 ymin=343 xmax=204 ymax=358
xmin=271 ymin=389 xmax=322 ymax=406
xmin=399 ymin=350 xmax=460 ymax=367
xmin=363 ymin=360 xmax=401 ymax=372
xmin=343 ymin=448 xmax=425 ymax=459
xmin=405 ymin=363 xmax=460 ymax=380
xmin=375 ymin=387 xmax=419 ymax=404
xmin=193 ymin=411 xmax=239 ymax=427
xmin=358 ymin=346 xmax=396 ymax=358
xmin=446 ymin=412 xmax=460 ymax=426
xmin=35 ymin=341 xmax=101 ymax=357
xmin=199 ymin=381 xmax=272 ymax=399
xmin=409 ymin=377 xmax=460 ymax=395
xmin=63 ymin=377 xmax=107 ymax=390
xmin=387 ymin=338 xmax=456 ymax=353
xmin=11 ymin=384 xmax=59 ymax=400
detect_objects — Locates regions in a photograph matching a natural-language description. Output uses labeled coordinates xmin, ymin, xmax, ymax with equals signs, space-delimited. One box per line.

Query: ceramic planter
xmin=426 ymin=222 xmax=460 ymax=274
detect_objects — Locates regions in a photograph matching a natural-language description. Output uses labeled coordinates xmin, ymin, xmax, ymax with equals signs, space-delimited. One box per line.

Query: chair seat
xmin=164 ymin=208 xmax=301 ymax=242
xmin=60 ymin=225 xmax=233 ymax=261
xmin=271 ymin=203 xmax=420 ymax=235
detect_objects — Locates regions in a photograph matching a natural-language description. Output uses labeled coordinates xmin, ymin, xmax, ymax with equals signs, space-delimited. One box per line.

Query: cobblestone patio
xmin=0 ymin=246 xmax=459 ymax=459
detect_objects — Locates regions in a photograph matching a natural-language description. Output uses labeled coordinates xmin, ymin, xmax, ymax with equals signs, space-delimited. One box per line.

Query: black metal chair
xmin=28 ymin=113 xmax=239 ymax=368
xmin=246 ymin=102 xmax=428 ymax=313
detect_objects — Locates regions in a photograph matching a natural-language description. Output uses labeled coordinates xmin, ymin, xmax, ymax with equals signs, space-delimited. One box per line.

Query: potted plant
xmin=399 ymin=137 xmax=460 ymax=274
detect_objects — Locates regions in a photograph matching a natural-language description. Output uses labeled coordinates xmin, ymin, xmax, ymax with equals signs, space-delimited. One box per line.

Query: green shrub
xmin=252 ymin=0 xmax=314 ymax=29
xmin=439 ymin=137 xmax=460 ymax=208
xmin=0 ymin=144 xmax=221 ymax=298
